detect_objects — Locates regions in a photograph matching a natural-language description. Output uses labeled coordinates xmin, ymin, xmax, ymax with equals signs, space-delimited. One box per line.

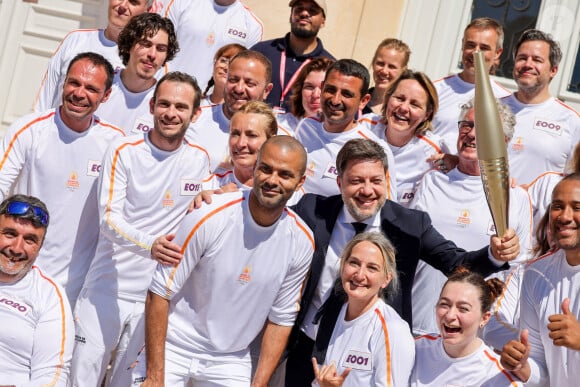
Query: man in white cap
xmin=252 ymin=0 xmax=334 ymax=110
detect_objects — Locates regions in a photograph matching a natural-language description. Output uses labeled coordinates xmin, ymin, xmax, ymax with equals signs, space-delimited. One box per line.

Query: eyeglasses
xmin=458 ymin=120 xmax=475 ymax=134
xmin=216 ymin=57 xmax=230 ymax=66
xmin=3 ymin=201 xmax=49 ymax=226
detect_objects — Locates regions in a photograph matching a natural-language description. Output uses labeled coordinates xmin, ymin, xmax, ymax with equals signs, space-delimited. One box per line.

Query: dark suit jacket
xmin=291 ymin=194 xmax=508 ymax=329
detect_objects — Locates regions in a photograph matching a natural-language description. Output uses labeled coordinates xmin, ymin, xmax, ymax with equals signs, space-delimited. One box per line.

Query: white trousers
xmin=131 ymin=345 xmax=251 ymax=386
xmin=71 ymin=288 xmax=145 ymax=387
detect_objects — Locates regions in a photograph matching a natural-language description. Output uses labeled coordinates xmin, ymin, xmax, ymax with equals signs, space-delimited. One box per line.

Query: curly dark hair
xmin=117 ymin=13 xmax=179 ymax=66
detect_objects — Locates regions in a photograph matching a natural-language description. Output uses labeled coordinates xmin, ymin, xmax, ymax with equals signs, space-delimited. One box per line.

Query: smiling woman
xmin=411 ymin=268 xmax=522 ymax=386
xmin=359 ymin=70 xmax=447 ymax=207
xmin=312 ymin=232 xmax=415 ymax=387
xmin=201 ymin=43 xmax=247 ymax=106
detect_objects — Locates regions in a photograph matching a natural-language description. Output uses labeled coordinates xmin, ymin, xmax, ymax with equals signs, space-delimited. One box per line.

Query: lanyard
xmin=279 ymin=50 xmax=312 ymax=108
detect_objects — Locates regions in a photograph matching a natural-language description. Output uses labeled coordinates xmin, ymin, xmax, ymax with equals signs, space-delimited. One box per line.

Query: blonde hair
xmin=337 ymin=232 xmax=399 ymax=302
xmin=371 ymin=38 xmax=411 ymax=68
xmin=381 ymin=70 xmax=438 ymax=135
xmin=232 ymin=101 xmax=278 ymax=138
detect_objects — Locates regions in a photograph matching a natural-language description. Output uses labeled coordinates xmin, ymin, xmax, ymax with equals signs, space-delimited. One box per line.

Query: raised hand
xmin=548 ymin=298 xmax=580 ymax=350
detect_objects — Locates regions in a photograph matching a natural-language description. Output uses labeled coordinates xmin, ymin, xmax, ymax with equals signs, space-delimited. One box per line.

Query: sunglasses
xmin=4 ymin=201 xmax=49 ymax=226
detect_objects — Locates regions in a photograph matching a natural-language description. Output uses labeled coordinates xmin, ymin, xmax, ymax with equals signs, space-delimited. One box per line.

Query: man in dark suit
xmin=284 ymin=138 xmax=520 ymax=386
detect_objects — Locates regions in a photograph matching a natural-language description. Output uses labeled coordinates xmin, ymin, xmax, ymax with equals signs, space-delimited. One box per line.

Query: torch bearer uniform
xmin=320 ymin=298 xmax=415 ymax=387
xmin=408 ymin=167 xmax=533 ymax=335
xmin=0 ymin=266 xmax=74 ymax=387
xmin=34 ymin=29 xmax=124 ymax=112
xmin=186 ymin=103 xmax=231 ymax=172
xmin=525 ymin=171 xmax=563 ymax=234
xmin=72 ymin=133 xmax=210 ymax=386
xmin=519 ymin=249 xmax=580 ymax=386
xmin=411 ymin=334 xmax=521 ymax=386
xmin=133 ymin=190 xmax=314 ymax=385
xmin=0 ymin=109 xmax=124 ymax=307
xmin=504 ymin=95 xmax=580 ymax=185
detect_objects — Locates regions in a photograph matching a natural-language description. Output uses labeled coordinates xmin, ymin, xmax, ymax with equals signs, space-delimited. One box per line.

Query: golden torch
xmin=474 ymin=50 xmax=509 ymax=237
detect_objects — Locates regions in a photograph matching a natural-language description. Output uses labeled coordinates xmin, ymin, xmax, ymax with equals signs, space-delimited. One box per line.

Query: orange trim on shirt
xmin=358 ymin=117 xmax=379 ymax=126
xmin=241 ymin=2 xmax=264 ymax=40
xmin=32 ymin=29 xmax=100 ymax=109
xmin=356 ymin=130 xmax=370 ymax=140
xmin=526 ymin=171 xmax=564 ymax=189
xmin=284 ymin=209 xmax=314 ymax=310
xmin=163 ymin=0 xmax=175 ymax=17
xmin=285 ymin=208 xmax=315 ymax=250
xmin=491 ymin=80 xmax=512 ymax=94
xmin=277 ymin=125 xmax=292 ymax=136
xmin=483 ymin=349 xmax=520 ymax=386
xmin=416 ymin=134 xmax=442 ymax=153
xmin=527 ymin=248 xmax=558 ymax=265
xmin=105 ymin=139 xmax=148 ymax=249
xmin=414 ymin=333 xmax=440 ymax=341
xmin=34 ymin=266 xmax=68 ymax=387
xmin=164 ymin=196 xmax=245 ymax=295
xmin=0 ymin=112 xmax=55 ymax=171
xmin=184 ymin=139 xmax=211 ymax=165
xmin=374 ymin=307 xmax=392 ymax=387
xmin=214 ymin=170 xmax=234 ymax=179
xmin=433 ymin=74 xmax=455 ymax=84
xmin=491 ymin=267 xmax=520 ymax=335
xmin=554 ymin=98 xmax=580 ymax=118
xmin=93 ymin=118 xmax=125 ymax=136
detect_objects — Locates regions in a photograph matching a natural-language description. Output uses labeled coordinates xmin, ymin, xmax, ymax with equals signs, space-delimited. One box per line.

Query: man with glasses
xmin=0 ymin=52 xmax=124 ymax=308
xmin=409 ymin=99 xmax=532 ymax=337
xmin=284 ymin=138 xmax=520 ymax=385
xmin=252 ymin=0 xmax=334 ymax=110
xmin=0 ymin=194 xmax=74 ymax=386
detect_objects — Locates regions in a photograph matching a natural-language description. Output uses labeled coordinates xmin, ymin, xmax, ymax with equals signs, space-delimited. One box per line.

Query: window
xmin=471 ymin=0 xmax=542 ymax=79
xmin=569 ymin=48 xmax=580 ymax=93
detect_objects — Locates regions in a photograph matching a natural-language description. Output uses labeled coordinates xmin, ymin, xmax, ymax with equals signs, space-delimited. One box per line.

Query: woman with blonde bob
xmin=204 ymin=101 xmax=277 ymax=186
xmin=312 ymin=232 xmax=414 ymax=387
xmin=202 ymin=101 xmax=304 ymax=204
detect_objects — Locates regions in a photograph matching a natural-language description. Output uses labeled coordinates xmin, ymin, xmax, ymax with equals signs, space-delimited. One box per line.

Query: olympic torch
xmin=474 ymin=50 xmax=509 ymax=237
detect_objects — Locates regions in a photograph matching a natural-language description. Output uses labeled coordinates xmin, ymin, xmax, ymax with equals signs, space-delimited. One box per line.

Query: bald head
xmin=259 ymin=136 xmax=307 ymax=176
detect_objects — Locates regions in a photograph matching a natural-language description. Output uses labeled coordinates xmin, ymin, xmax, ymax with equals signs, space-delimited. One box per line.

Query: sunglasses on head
xmin=4 ymin=201 xmax=49 ymax=226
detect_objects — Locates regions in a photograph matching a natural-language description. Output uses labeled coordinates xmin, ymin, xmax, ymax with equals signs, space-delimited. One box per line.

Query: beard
xmin=291 ymin=23 xmax=318 ymax=39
